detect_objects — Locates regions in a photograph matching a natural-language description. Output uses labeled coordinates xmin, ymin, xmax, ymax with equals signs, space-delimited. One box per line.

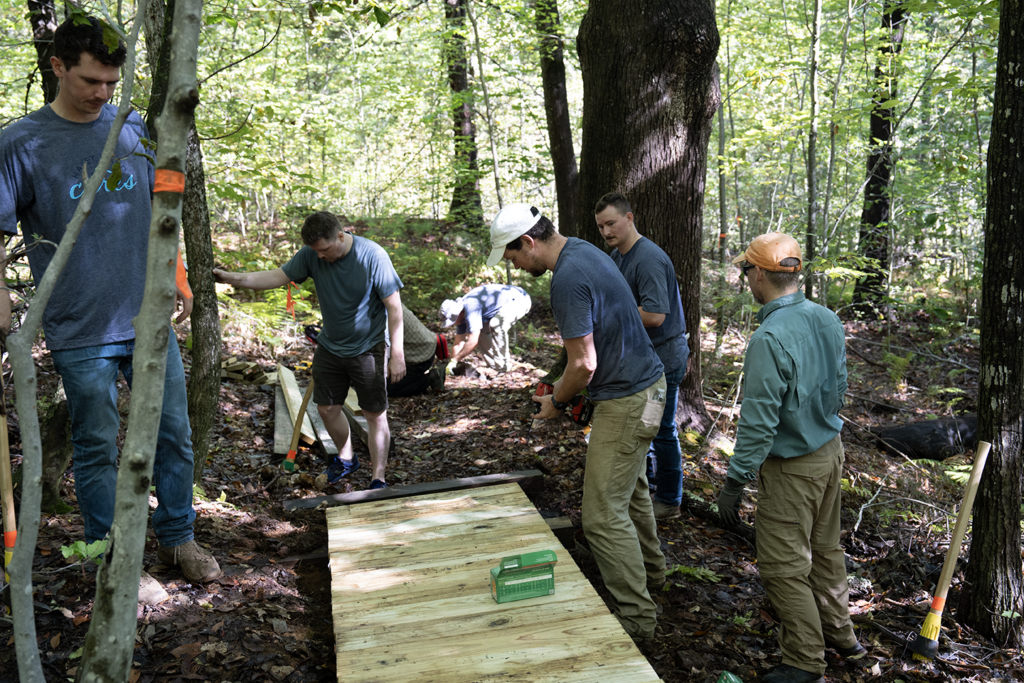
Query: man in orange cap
xmin=717 ymin=233 xmax=865 ymax=682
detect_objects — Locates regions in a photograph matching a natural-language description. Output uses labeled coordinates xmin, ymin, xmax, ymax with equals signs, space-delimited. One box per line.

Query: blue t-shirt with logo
xmin=282 ymin=235 xmax=402 ymax=358
xmin=0 ymin=104 xmax=155 ymax=350
xmin=550 ymin=238 xmax=663 ymax=400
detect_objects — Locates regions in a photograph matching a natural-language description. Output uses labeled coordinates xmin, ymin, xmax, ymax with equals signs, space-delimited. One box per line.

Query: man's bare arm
xmin=381 ymin=291 xmax=406 ymax=382
xmin=212 ymin=267 xmax=290 ymax=291
xmin=638 ymin=305 xmax=666 ymax=328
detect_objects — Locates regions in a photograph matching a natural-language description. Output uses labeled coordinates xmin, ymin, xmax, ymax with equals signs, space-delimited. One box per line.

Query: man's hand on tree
xmin=174 ymin=288 xmax=193 ymax=323
xmin=717 ymin=477 xmax=746 ymax=527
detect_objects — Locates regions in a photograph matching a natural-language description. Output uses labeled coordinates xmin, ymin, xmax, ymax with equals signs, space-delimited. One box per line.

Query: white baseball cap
xmin=439 ymin=299 xmax=464 ymax=327
xmin=486 ymin=204 xmax=543 ymax=266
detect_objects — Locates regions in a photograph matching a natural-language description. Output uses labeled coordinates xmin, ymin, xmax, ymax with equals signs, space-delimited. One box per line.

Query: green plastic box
xmin=489 ymin=549 xmax=559 ymax=604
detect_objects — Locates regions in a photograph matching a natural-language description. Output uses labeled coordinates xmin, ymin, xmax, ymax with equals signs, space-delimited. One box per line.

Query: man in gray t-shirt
xmin=487 ymin=203 xmax=667 ymax=641
xmin=595 ymin=192 xmax=689 ymax=520
xmin=438 ymin=283 xmax=531 ymax=373
xmin=214 ymin=211 xmax=405 ymax=490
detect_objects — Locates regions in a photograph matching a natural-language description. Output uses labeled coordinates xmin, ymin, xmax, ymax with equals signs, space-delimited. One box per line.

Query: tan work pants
xmin=581 ymin=376 xmax=667 ymax=638
xmin=756 ymin=434 xmax=857 ymax=675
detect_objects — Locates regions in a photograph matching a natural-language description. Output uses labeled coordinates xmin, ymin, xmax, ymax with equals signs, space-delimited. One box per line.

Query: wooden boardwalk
xmin=327 ymin=483 xmax=662 ymax=682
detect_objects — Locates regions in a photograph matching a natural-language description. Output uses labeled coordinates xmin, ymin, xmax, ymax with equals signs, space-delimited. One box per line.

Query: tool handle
xmin=933 ymin=440 xmax=991 ymax=602
xmin=288 ymin=378 xmax=316 ymax=453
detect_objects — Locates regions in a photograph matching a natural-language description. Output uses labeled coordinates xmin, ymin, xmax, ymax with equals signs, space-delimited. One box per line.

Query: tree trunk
xmin=804 ymin=0 xmax=822 ymax=300
xmin=443 ymin=0 xmax=483 ymax=228
xmin=77 ymin=1 xmax=203 ymax=678
xmin=182 ymin=126 xmax=221 ymax=482
xmin=27 ymin=0 xmax=58 ymax=105
xmin=852 ymin=0 xmax=907 ymax=316
xmin=576 ymin=0 xmax=719 ymax=433
xmin=145 ymin=0 xmax=222 ymax=483
xmin=960 ymin=0 xmax=1024 ymax=647
xmin=535 ymin=0 xmax=577 ymax=237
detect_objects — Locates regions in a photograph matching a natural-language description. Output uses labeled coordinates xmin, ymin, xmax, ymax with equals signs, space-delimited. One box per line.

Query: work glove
xmin=717 ymin=477 xmax=746 ymax=527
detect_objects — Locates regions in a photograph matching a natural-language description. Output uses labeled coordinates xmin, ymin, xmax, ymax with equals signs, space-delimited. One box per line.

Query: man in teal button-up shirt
xmin=717 ymin=233 xmax=865 ymax=683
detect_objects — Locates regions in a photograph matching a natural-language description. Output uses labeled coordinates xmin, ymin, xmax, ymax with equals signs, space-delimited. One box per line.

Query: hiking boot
xmin=652 ymin=500 xmax=681 ymax=519
xmin=157 ymin=540 xmax=223 ymax=583
xmin=428 ymin=367 xmax=446 ymax=392
xmin=324 ymin=455 xmax=360 ymax=484
xmin=613 ymin=614 xmax=654 ymax=642
xmin=826 ymin=638 xmax=867 ymax=658
xmin=370 ymin=479 xmax=388 ymax=490
xmin=762 ymin=664 xmax=825 ymax=683
xmin=138 ymin=571 xmax=169 ymax=605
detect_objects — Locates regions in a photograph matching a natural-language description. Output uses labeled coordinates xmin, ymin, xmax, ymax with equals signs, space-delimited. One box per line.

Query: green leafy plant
xmin=61 ymin=539 xmax=107 ymax=565
xmin=665 ymin=564 xmax=722 ymax=583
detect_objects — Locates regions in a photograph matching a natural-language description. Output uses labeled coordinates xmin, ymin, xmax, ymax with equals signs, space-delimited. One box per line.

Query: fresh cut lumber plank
xmin=277 ymin=364 xmax=315 ymax=446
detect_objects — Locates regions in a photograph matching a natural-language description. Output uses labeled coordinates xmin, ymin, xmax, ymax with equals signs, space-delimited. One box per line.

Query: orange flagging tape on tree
xmin=176 ymin=251 xmax=192 ymax=299
xmin=154 ymin=168 xmax=186 ymax=193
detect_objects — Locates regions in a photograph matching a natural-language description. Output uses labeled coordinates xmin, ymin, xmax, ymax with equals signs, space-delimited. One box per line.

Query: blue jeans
xmin=647 ymin=365 xmax=686 ymax=506
xmin=51 ymin=335 xmax=196 ymax=547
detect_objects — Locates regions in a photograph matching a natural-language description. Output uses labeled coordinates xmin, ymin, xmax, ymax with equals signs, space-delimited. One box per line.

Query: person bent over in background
xmin=439 ymin=283 xmax=531 ymax=374
xmin=388 ymin=304 xmax=446 ymax=397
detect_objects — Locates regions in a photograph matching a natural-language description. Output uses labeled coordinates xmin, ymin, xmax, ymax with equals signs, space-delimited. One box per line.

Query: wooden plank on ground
xmin=282 ymin=469 xmax=545 ymax=510
xmin=277 ymin=364 xmax=315 ymax=445
xmin=342 ymin=403 xmax=368 ymax=445
xmin=328 ymin=483 xmax=660 ymax=683
xmin=305 ymin=400 xmax=338 ymax=456
xmin=273 ymin=385 xmax=291 ymax=455
xmin=344 ymin=387 xmax=363 ymax=416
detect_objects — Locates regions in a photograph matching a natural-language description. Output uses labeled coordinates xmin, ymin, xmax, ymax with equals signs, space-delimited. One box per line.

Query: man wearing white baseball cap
xmin=718 ymin=232 xmax=862 ymax=683
xmin=489 ymin=203 xmax=668 ymax=641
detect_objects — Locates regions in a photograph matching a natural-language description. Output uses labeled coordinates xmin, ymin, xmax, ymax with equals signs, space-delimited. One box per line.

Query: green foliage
xmin=943 ymin=462 xmax=973 ymax=486
xmin=61 ymin=539 xmax=107 ymax=565
xmin=882 ymin=351 xmax=914 ymax=385
xmin=665 ymin=564 xmax=722 ymax=584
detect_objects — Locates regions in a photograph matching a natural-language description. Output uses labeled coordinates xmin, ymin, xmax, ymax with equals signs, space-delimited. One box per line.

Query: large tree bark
xmin=27 ymin=0 xmax=58 ymax=105
xmin=443 ymin=0 xmax=483 ymax=228
xmin=145 ymin=0 xmax=221 ymax=483
xmin=535 ymin=0 xmax=577 ymax=236
xmin=576 ymin=0 xmax=719 ymax=433
xmin=960 ymin=0 xmax=1024 ymax=648
xmin=852 ymin=0 xmax=907 ymax=316
xmin=76 ymin=0 xmax=203 ymax=678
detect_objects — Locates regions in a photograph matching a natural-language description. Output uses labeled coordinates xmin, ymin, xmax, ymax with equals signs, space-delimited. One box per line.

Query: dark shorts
xmin=312 ymin=341 xmax=388 ymax=413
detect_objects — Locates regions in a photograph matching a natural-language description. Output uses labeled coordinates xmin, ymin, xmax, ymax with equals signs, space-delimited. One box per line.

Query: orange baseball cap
xmin=731 ymin=232 xmax=802 ymax=272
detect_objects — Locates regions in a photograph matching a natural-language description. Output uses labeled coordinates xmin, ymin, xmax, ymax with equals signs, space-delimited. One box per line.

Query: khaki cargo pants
xmin=581 ymin=376 xmax=667 ymax=638
xmin=756 ymin=434 xmax=857 ymax=675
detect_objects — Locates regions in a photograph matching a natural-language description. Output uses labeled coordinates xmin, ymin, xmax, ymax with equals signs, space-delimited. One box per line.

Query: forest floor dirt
xmin=1 ymin=283 xmax=1020 ymax=683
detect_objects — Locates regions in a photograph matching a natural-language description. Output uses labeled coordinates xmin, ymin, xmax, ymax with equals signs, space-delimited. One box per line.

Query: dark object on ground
xmin=284 ymin=469 xmax=545 ymax=510
xmin=763 ymin=664 xmax=824 ymax=683
xmin=452 ymin=361 xmax=480 ymax=378
xmin=870 ymin=415 xmax=977 ymax=461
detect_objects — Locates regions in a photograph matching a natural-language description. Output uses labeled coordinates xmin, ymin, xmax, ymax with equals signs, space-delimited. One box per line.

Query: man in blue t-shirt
xmin=214 ymin=211 xmax=405 ymax=490
xmin=595 ymin=193 xmax=690 ymax=520
xmin=438 ymin=283 xmax=531 ymax=373
xmin=0 ymin=15 xmax=220 ymax=589
xmin=487 ymin=203 xmax=668 ymax=641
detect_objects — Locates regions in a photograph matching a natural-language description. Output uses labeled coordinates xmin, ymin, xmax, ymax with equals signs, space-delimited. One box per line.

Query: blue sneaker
xmin=324 ymin=455 xmax=359 ymax=484
xmin=369 ymin=479 xmax=388 ymax=490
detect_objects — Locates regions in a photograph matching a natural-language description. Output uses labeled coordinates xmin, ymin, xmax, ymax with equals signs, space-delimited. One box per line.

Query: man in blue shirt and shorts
xmin=214 ymin=211 xmax=405 ymax=490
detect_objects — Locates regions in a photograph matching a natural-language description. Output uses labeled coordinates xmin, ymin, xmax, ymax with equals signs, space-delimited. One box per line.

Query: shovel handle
xmin=933 ymin=440 xmax=991 ymax=604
